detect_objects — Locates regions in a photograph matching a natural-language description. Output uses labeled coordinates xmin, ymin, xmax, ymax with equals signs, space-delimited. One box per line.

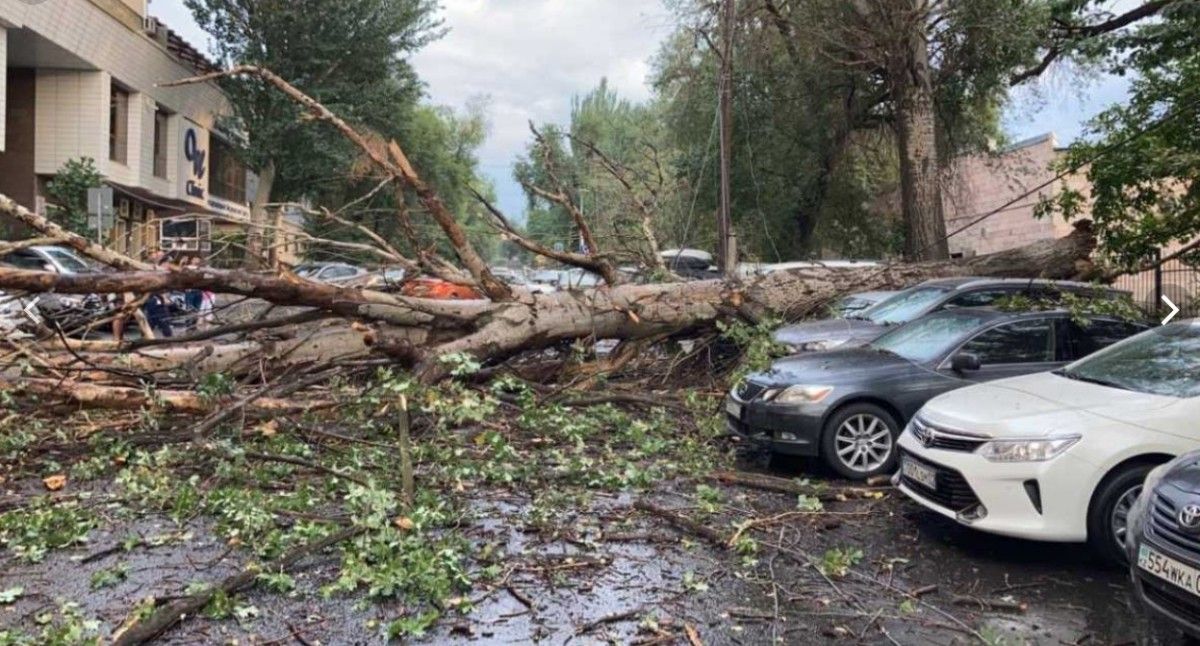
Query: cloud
xmin=412 ymin=0 xmax=672 ymax=218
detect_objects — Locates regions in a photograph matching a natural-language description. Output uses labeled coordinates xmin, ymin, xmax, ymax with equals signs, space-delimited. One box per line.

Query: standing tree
xmin=1038 ymin=2 xmax=1200 ymax=270
xmin=43 ymin=157 xmax=104 ymax=237
xmin=185 ymin=0 xmax=443 ymax=264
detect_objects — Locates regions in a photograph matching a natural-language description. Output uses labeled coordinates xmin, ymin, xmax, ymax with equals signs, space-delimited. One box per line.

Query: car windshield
xmin=1057 ymin=323 xmax=1200 ymax=397
xmin=869 ymin=311 xmax=992 ymax=364
xmin=864 ymin=286 xmax=950 ymax=324
xmin=43 ymin=248 xmax=92 ymax=273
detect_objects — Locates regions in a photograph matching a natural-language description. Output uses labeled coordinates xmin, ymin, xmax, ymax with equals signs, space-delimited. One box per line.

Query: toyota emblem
xmin=1178 ymin=504 xmax=1200 ymax=531
xmin=922 ymin=429 xmax=937 ymax=448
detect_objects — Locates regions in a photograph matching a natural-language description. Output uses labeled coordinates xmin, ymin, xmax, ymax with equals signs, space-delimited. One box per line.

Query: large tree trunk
xmin=892 ymin=9 xmax=949 ymax=261
xmin=246 ymin=159 xmax=276 ymax=269
xmin=0 ymin=219 xmax=1098 ymax=383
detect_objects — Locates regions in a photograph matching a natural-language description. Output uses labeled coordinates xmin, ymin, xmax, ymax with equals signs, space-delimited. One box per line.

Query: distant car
xmin=345 ymin=266 xmax=407 ymax=290
xmin=728 ymin=308 xmax=1146 ymax=479
xmin=1128 ymin=448 xmax=1200 ymax=638
xmin=293 ymin=262 xmax=367 ymax=284
xmin=0 ymin=245 xmax=106 ymax=332
xmin=899 ymin=320 xmax=1198 ymax=564
xmin=832 ymin=291 xmax=896 ymax=318
xmin=773 ymin=277 xmax=1130 ymax=352
xmin=661 ymin=248 xmax=718 ymax=280
xmin=399 ymin=277 xmax=483 ymax=300
xmin=1 ymin=244 xmax=96 ymax=274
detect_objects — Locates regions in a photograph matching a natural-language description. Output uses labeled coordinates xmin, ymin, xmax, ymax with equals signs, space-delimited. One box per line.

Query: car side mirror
xmin=950 ymin=352 xmax=981 ymax=372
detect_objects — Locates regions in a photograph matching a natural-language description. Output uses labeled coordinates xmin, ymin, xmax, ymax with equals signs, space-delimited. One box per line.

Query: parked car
xmin=773 ymin=277 xmax=1128 ymax=352
xmin=896 ymin=319 xmax=1199 ymax=564
xmin=399 ymin=277 xmax=483 ymax=300
xmin=661 ymin=248 xmax=719 ymax=280
xmin=0 ymin=245 xmax=107 ymax=333
xmin=293 ymin=262 xmax=367 ymax=284
xmin=727 ymin=308 xmax=1146 ymax=479
xmin=1 ymin=244 xmax=96 ymax=274
xmin=832 ymin=291 xmax=897 ymax=318
xmin=345 ymin=266 xmax=407 ymax=290
xmin=1127 ymin=449 xmax=1200 ymax=637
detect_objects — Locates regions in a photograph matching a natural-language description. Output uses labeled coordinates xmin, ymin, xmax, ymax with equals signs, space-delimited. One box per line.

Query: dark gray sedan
xmin=728 ymin=308 xmax=1146 ymax=479
xmin=772 ymin=277 xmax=1128 ymax=352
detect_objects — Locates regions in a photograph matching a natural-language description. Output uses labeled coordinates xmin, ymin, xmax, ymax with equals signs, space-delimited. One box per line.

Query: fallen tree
xmin=0 ymin=65 xmax=1102 ymax=388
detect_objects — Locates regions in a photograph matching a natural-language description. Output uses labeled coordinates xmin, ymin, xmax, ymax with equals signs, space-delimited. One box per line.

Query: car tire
xmin=819 ymin=403 xmax=900 ymax=481
xmin=1088 ymin=463 xmax=1155 ymax=566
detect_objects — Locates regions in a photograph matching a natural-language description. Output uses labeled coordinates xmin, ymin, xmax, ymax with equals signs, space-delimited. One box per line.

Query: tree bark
xmin=892 ymin=16 xmax=949 ymax=261
xmin=247 ymin=158 xmax=276 ymax=269
xmin=0 ymin=220 xmax=1097 ymax=384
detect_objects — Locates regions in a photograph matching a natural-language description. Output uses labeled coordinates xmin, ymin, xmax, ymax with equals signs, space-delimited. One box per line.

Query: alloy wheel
xmin=1111 ymin=484 xmax=1142 ymax=550
xmin=833 ymin=413 xmax=893 ymax=473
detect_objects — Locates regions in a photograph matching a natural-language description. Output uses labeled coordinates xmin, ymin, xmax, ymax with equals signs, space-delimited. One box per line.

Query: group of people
xmin=112 ymin=250 xmax=215 ymax=342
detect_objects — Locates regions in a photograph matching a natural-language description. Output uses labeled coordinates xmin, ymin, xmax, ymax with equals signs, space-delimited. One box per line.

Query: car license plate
xmin=1139 ymin=544 xmax=1200 ymax=597
xmin=726 ymin=401 xmax=742 ymax=419
xmin=902 ymin=456 xmax=937 ymax=491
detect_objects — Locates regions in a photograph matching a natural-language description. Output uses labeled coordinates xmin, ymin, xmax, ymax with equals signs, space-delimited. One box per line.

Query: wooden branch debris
xmin=707 ymin=470 xmax=889 ymax=502
xmin=633 ymin=499 xmax=729 ymax=548
xmin=6 ymin=378 xmax=332 ymax=415
xmin=110 ymin=525 xmax=365 ymax=645
xmin=162 ymin=65 xmax=512 ymax=301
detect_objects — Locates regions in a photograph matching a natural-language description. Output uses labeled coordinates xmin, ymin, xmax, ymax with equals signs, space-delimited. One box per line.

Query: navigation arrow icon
xmin=1162 ymin=295 xmax=1181 ymax=325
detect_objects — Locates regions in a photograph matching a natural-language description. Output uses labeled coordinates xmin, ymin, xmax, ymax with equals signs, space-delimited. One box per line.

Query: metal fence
xmin=1113 ymin=251 xmax=1200 ymax=319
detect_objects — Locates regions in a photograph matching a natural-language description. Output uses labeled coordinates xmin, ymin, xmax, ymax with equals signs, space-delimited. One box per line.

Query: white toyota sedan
xmin=895 ymin=319 xmax=1200 ymax=563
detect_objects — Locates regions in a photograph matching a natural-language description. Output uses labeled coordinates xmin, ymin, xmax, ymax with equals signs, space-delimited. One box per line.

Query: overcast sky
xmin=148 ymin=0 xmax=1131 ymax=221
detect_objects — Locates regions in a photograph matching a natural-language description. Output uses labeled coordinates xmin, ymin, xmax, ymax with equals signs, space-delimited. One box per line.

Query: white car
xmin=895 ymin=320 xmax=1200 ymax=563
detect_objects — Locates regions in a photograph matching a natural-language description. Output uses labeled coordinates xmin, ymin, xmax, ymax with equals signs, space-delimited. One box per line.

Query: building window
xmin=153 ymin=108 xmax=169 ymax=178
xmin=209 ymin=137 xmax=247 ymax=203
xmin=161 ymin=217 xmax=212 ymax=252
xmin=109 ymin=85 xmax=129 ymax=164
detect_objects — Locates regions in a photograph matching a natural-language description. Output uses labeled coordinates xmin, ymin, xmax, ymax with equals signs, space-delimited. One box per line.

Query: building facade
xmin=942 ymin=132 xmax=1197 ymax=314
xmin=0 ymin=0 xmax=302 ymax=263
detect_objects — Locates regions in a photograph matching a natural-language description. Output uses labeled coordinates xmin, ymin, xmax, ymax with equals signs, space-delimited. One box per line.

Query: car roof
xmin=916 ymin=276 xmax=1126 ymax=294
xmin=928 ymin=306 xmax=1138 ymax=324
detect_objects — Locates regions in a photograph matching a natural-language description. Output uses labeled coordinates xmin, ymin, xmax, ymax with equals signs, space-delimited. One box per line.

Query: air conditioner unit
xmin=143 ymin=17 xmax=169 ymax=46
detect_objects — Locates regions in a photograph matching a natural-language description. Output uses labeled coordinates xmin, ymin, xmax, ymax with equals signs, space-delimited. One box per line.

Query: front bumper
xmin=724 ymin=395 xmax=827 ymax=457
xmin=1130 ymin=537 xmax=1200 ymax=638
xmin=895 ymin=430 xmax=1093 ymax=542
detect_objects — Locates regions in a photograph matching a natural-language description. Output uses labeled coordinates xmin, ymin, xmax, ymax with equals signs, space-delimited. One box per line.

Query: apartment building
xmin=0 ymin=0 xmax=302 ymax=262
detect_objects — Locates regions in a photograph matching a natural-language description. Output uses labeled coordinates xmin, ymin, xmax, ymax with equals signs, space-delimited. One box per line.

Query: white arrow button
xmin=1162 ymin=295 xmax=1181 ymax=325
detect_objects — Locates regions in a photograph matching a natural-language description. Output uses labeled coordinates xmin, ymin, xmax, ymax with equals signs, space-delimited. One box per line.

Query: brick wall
xmin=942 ymin=134 xmax=1069 ymax=257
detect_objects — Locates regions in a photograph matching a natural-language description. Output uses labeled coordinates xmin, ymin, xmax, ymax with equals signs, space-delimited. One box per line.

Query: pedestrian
xmin=143 ymin=250 xmax=173 ymax=338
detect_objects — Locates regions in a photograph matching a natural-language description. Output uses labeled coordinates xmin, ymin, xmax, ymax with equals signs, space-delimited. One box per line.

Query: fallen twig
xmin=632 ymin=499 xmax=728 ymax=548
xmin=111 ymin=525 xmax=364 ymax=645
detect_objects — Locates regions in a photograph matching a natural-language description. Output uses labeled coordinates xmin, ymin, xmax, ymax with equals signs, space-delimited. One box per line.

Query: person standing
xmin=142 ymin=250 xmax=174 ymax=338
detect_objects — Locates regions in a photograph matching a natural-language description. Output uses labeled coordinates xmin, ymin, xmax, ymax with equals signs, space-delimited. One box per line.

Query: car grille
xmin=899 ymin=449 xmax=981 ymax=512
xmin=1139 ymin=571 xmax=1200 ymax=626
xmin=734 ymin=380 xmax=770 ymax=402
xmin=908 ymin=418 xmax=987 ymax=453
xmin=1149 ymin=493 xmax=1200 ymax=560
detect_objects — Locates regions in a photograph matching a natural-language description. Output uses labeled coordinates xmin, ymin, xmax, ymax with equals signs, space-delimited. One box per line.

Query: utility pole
xmin=717 ymin=0 xmax=737 ymax=276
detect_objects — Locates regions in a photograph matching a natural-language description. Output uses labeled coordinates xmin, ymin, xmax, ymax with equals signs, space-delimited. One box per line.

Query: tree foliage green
xmin=187 ymin=0 xmax=497 ymax=262
xmin=1040 ymin=3 xmax=1200 ymax=270
xmin=43 ymin=157 xmax=103 ymax=236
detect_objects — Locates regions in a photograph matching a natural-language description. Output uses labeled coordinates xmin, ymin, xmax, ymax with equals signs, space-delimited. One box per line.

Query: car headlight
xmin=978 ymin=435 xmax=1081 ymax=462
xmin=771 ymin=385 xmax=833 ymax=405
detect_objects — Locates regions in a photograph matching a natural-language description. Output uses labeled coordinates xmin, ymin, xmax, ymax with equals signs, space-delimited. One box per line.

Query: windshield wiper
xmin=1054 ymin=369 xmax=1128 ymax=391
